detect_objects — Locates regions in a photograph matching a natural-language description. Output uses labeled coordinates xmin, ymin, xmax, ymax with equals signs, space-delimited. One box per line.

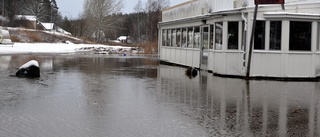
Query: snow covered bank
xmin=0 ymin=43 xmax=143 ymax=54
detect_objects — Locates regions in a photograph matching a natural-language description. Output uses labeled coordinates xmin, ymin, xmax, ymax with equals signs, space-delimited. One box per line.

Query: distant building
xmin=117 ymin=36 xmax=134 ymax=44
xmin=40 ymin=23 xmax=55 ymax=31
xmin=14 ymin=15 xmax=37 ymax=29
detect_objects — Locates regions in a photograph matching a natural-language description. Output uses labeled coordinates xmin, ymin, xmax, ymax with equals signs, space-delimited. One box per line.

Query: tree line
xmin=59 ymin=0 xmax=169 ymax=44
xmin=0 ymin=0 xmax=59 ymax=23
xmin=0 ymin=0 xmax=170 ymax=44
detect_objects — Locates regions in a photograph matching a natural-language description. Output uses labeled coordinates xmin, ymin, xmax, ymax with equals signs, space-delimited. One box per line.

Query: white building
xmin=158 ymin=0 xmax=320 ymax=79
xmin=117 ymin=36 xmax=134 ymax=44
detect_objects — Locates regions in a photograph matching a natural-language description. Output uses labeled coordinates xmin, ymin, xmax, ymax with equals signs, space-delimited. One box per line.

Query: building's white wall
xmin=181 ymin=49 xmax=188 ymax=66
xmin=213 ymin=52 xmax=226 ymax=74
xmin=286 ymin=53 xmax=315 ymax=77
xmin=160 ymin=0 xmax=320 ymax=78
xmin=225 ymin=52 xmax=245 ymax=75
xmin=192 ymin=50 xmax=201 ymax=67
xmin=162 ymin=0 xmax=206 ymax=22
xmin=251 ymin=53 xmax=284 ymax=77
xmin=212 ymin=52 xmax=244 ymax=76
xmin=208 ymin=51 xmax=215 ymax=72
xmin=186 ymin=50 xmax=194 ymax=66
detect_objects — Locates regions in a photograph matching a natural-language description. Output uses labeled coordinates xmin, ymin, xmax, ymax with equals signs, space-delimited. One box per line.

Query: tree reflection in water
xmin=159 ymin=65 xmax=320 ymax=136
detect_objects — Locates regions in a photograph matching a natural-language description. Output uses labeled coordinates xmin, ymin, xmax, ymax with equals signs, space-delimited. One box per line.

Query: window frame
xmin=215 ymin=22 xmax=223 ymax=50
xmin=289 ymin=21 xmax=312 ymax=51
xmin=187 ymin=27 xmax=194 ymax=48
xmin=193 ymin=26 xmax=200 ymax=49
xmin=167 ymin=29 xmax=171 ymax=47
xmin=254 ymin=20 xmax=266 ymax=50
xmin=176 ymin=28 xmax=181 ymax=47
xmin=182 ymin=28 xmax=187 ymax=48
xmin=171 ymin=29 xmax=177 ymax=47
xmin=227 ymin=21 xmax=239 ymax=50
xmin=162 ymin=29 xmax=167 ymax=46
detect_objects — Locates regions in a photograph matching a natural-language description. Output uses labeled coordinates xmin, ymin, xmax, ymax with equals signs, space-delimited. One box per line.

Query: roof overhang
xmin=159 ymin=14 xmax=210 ymax=26
xmin=264 ymin=12 xmax=320 ymax=20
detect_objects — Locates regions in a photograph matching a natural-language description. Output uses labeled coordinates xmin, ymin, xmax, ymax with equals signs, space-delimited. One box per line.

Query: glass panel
xmin=176 ymin=28 xmax=181 ymax=47
xmin=210 ymin=25 xmax=214 ymax=49
xmin=270 ymin=21 xmax=282 ymax=50
xmin=318 ymin=23 xmax=320 ymax=51
xmin=194 ymin=27 xmax=200 ymax=49
xmin=289 ymin=21 xmax=311 ymax=51
xmin=167 ymin=29 xmax=171 ymax=47
xmin=228 ymin=22 xmax=239 ymax=50
xmin=182 ymin=28 xmax=187 ymax=48
xmin=254 ymin=21 xmax=266 ymax=50
xmin=162 ymin=29 xmax=166 ymax=46
xmin=172 ymin=29 xmax=177 ymax=47
xmin=187 ymin=27 xmax=193 ymax=48
xmin=215 ymin=22 xmax=223 ymax=50
xmin=202 ymin=27 xmax=209 ymax=66
xmin=203 ymin=27 xmax=209 ymax=49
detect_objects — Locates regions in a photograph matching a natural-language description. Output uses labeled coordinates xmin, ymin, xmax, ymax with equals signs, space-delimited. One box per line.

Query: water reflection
xmin=0 ymin=55 xmax=319 ymax=136
xmin=158 ymin=65 xmax=320 ymax=136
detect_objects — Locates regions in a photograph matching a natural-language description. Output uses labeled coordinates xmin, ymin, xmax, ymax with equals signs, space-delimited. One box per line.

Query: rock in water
xmin=16 ymin=60 xmax=40 ymax=78
xmin=185 ymin=67 xmax=198 ymax=79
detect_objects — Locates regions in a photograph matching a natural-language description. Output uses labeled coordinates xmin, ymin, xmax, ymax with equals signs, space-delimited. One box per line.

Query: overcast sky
xmin=55 ymin=0 xmax=187 ymax=18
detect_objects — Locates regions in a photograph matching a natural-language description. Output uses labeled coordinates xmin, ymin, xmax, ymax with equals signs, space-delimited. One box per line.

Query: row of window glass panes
xmin=162 ymin=27 xmax=200 ymax=48
xmin=162 ymin=23 xmax=241 ymax=50
xmin=254 ymin=21 xmax=312 ymax=51
xmin=163 ymin=21 xmax=315 ymax=51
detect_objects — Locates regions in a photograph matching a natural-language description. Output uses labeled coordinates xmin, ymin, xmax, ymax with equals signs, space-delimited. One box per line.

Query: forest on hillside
xmin=0 ymin=0 xmax=170 ymax=44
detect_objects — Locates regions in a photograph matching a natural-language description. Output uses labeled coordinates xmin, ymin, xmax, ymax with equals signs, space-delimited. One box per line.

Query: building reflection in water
xmin=158 ymin=65 xmax=320 ymax=136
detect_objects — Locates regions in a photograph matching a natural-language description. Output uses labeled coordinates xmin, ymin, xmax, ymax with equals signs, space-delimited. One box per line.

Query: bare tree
xmin=134 ymin=0 xmax=143 ymax=43
xmin=17 ymin=0 xmax=57 ymax=22
xmin=145 ymin=0 xmax=169 ymax=42
xmin=134 ymin=0 xmax=143 ymax=13
xmin=83 ymin=0 xmax=123 ymax=43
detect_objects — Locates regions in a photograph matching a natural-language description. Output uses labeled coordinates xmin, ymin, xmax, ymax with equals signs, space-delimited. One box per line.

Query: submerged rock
xmin=185 ymin=67 xmax=198 ymax=79
xmin=16 ymin=60 xmax=40 ymax=78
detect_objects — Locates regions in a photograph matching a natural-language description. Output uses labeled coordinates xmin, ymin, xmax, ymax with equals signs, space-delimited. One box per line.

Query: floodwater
xmin=0 ymin=54 xmax=319 ymax=137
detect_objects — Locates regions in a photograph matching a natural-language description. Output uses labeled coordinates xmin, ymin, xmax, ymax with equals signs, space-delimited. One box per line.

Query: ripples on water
xmin=0 ymin=54 xmax=319 ymax=137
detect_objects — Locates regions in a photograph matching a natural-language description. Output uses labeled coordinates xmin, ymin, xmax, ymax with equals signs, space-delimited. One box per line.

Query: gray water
xmin=0 ymin=54 xmax=319 ymax=137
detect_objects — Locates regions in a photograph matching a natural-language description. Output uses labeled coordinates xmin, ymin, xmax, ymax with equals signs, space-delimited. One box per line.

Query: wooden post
xmin=246 ymin=4 xmax=259 ymax=79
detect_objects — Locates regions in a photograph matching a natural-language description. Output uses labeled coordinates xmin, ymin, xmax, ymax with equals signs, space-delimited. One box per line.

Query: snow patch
xmin=19 ymin=60 xmax=39 ymax=69
xmin=0 ymin=43 xmax=144 ymax=54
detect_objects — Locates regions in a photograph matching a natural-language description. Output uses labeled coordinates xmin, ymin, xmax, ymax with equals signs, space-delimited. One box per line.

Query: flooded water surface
xmin=0 ymin=54 xmax=319 ymax=136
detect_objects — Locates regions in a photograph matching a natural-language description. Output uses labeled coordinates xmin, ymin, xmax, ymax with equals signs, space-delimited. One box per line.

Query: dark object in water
xmin=185 ymin=67 xmax=198 ymax=79
xmin=16 ymin=60 xmax=40 ymax=78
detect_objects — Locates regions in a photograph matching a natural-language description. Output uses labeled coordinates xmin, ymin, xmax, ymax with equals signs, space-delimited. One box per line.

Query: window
xmin=289 ymin=21 xmax=311 ymax=51
xmin=162 ymin=29 xmax=167 ymax=46
xmin=210 ymin=25 xmax=214 ymax=49
xmin=182 ymin=28 xmax=187 ymax=47
xmin=187 ymin=27 xmax=193 ymax=48
xmin=203 ymin=27 xmax=209 ymax=49
xmin=254 ymin=21 xmax=266 ymax=50
xmin=176 ymin=28 xmax=181 ymax=47
xmin=215 ymin=22 xmax=223 ymax=50
xmin=167 ymin=29 xmax=171 ymax=47
xmin=194 ymin=27 xmax=200 ymax=49
xmin=228 ymin=22 xmax=239 ymax=50
xmin=270 ymin=21 xmax=282 ymax=50
xmin=172 ymin=29 xmax=177 ymax=47
xmin=318 ymin=23 xmax=320 ymax=51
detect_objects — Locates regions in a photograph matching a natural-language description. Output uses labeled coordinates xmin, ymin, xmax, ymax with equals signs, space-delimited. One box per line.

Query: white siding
xmin=163 ymin=0 xmax=320 ymax=22
xmin=160 ymin=0 xmax=320 ymax=78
